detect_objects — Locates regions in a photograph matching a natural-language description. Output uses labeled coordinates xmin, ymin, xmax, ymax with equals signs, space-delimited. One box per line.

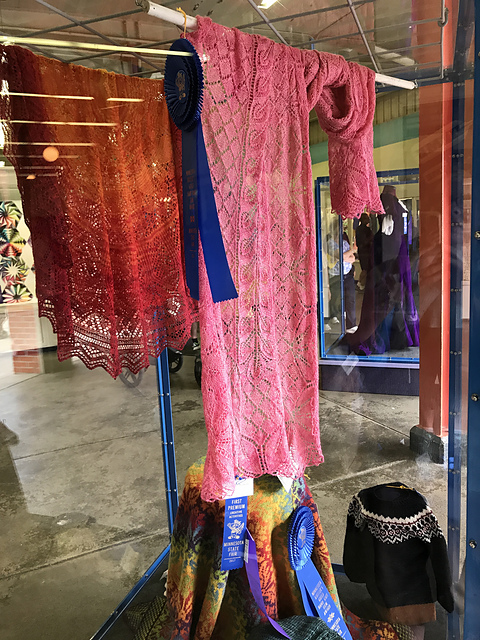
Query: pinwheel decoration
xmin=2 ymin=283 xmax=32 ymax=304
xmin=0 ymin=201 xmax=22 ymax=230
xmin=0 ymin=257 xmax=29 ymax=285
xmin=0 ymin=228 xmax=26 ymax=257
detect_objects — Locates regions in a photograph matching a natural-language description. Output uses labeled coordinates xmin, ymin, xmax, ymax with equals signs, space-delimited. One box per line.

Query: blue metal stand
xmin=90 ymin=348 xmax=178 ymax=640
xmin=447 ymin=77 xmax=465 ymax=638
xmin=156 ymin=348 xmax=179 ymax=533
xmin=339 ymin=214 xmax=346 ymax=336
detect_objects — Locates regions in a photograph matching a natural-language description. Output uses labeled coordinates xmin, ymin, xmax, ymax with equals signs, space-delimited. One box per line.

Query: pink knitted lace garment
xmin=188 ymin=18 xmax=382 ymax=501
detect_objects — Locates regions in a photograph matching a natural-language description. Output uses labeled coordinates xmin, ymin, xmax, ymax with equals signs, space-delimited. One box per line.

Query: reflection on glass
xmin=322 ymin=215 xmax=343 ymax=348
xmin=0 ymin=161 xmax=171 ymax=636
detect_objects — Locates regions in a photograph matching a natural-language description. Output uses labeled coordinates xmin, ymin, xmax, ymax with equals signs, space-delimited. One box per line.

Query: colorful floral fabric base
xmin=125 ymin=459 xmax=412 ymax=640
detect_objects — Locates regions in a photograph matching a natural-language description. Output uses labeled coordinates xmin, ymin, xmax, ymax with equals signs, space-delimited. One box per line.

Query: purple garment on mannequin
xmin=347 ymin=187 xmax=419 ymax=355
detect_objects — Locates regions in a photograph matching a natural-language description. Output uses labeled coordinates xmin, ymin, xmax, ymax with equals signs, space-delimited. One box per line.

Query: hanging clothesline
xmin=137 ymin=0 xmax=417 ymax=91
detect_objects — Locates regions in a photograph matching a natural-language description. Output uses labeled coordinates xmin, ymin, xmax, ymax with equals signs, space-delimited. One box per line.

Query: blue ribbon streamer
xmin=244 ymin=529 xmax=291 ymax=639
xmin=288 ymin=507 xmax=353 ymax=639
xmin=181 ymin=128 xmax=199 ymax=299
xmin=164 ymin=38 xmax=238 ymax=303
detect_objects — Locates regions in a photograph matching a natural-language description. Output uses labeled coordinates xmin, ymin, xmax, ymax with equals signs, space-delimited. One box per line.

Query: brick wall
xmin=7 ymin=304 xmax=42 ymax=374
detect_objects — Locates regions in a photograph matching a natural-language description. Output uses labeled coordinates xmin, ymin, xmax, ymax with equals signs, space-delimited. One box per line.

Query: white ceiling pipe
xmin=136 ymin=0 xmax=197 ymax=30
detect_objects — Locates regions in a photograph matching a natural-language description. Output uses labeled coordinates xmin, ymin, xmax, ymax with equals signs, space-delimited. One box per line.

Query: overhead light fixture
xmin=21 ymin=173 xmax=58 ymax=178
xmin=0 ymin=35 xmax=193 ymax=57
xmin=0 ymin=161 xmax=5 ymax=167
xmin=6 ymin=120 xmax=116 ymax=127
xmin=9 ymin=154 xmax=80 ymax=158
xmin=259 ymin=0 xmax=278 ymax=8
xmin=19 ymin=165 xmax=63 ymax=170
xmin=107 ymin=98 xmax=144 ymax=103
xmin=4 ymin=92 xmax=94 ymax=100
xmin=43 ymin=146 xmax=59 ymax=162
xmin=12 ymin=142 xmax=95 ymax=146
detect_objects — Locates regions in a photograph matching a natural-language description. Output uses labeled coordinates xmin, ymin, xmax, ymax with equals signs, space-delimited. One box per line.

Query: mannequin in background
xmin=355 ymin=212 xmax=374 ymax=290
xmin=327 ymin=231 xmax=357 ymax=334
xmin=346 ymin=185 xmax=419 ymax=354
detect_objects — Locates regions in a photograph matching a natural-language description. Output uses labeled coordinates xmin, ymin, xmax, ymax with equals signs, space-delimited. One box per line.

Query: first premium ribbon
xmin=164 ymin=38 xmax=238 ymax=303
xmin=288 ymin=506 xmax=352 ymax=639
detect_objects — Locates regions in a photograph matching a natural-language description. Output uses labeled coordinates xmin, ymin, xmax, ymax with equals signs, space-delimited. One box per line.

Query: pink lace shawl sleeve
xmin=304 ymin=50 xmax=384 ymax=218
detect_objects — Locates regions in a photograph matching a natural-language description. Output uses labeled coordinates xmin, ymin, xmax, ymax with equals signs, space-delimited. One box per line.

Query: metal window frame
xmin=316 ymin=169 xmax=421 ymax=366
xmin=315 ymin=180 xmax=327 ymax=360
xmin=464 ymin=1 xmax=480 ymax=637
xmin=447 ymin=1 xmax=475 ymax=637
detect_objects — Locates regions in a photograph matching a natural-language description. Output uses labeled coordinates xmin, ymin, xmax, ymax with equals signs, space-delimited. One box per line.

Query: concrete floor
xmin=0 ymin=352 xmax=459 ymax=640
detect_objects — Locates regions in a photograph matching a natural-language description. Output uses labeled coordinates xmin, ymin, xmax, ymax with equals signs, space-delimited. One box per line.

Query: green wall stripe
xmin=310 ymin=112 xmax=419 ymax=165
xmin=310 ymin=141 xmax=328 ymax=165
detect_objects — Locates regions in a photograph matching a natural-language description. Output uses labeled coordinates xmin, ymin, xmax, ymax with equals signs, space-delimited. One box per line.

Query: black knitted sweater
xmin=343 ymin=482 xmax=454 ymax=613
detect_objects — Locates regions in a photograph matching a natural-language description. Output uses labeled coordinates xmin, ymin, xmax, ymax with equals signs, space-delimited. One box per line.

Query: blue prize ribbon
xmin=221 ymin=496 xmax=248 ymax=571
xmin=164 ymin=38 xmax=238 ymax=303
xmin=288 ymin=506 xmax=353 ymax=639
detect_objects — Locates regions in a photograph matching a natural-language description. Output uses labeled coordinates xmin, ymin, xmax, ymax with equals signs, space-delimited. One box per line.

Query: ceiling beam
xmin=34 ymin=0 xmax=163 ymax=73
xmin=236 ymin=1 xmax=375 ymax=30
xmin=345 ymin=0 xmax=380 ymax=73
xmin=244 ymin=0 xmax=288 ymax=45
xmin=23 ymin=9 xmax=143 ymax=39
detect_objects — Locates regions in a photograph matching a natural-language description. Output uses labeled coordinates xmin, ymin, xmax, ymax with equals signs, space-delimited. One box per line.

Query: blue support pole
xmin=156 ymin=348 xmax=179 ymax=534
xmin=339 ymin=217 xmax=345 ymax=337
xmin=447 ymin=77 xmax=465 ymax=640
xmin=90 ymin=545 xmax=171 ymax=640
xmin=464 ymin=1 xmax=480 ymax=636
xmin=447 ymin=4 xmax=474 ymax=637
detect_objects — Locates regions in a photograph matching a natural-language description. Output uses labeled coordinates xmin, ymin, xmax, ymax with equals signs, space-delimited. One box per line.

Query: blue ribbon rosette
xmin=288 ymin=506 xmax=352 ymax=639
xmin=164 ymin=38 xmax=238 ymax=303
